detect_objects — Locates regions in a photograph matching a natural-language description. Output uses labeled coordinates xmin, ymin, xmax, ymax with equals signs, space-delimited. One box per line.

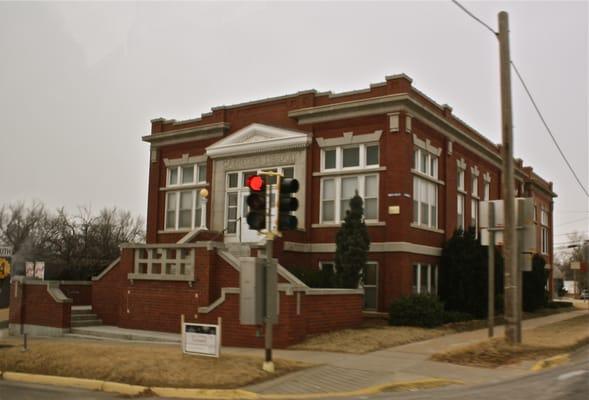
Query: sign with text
xmin=480 ymin=198 xmax=537 ymax=271
xmin=25 ymin=262 xmax=35 ymax=278
xmin=0 ymin=246 xmax=13 ymax=257
xmin=34 ymin=261 xmax=45 ymax=280
xmin=182 ymin=322 xmax=221 ymax=358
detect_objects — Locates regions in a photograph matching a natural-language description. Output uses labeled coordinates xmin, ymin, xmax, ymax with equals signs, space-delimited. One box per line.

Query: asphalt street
xmin=364 ymin=345 xmax=589 ymax=400
xmin=0 ymin=346 xmax=587 ymax=400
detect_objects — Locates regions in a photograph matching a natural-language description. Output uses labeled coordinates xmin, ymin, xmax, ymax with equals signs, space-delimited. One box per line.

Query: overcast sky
xmin=0 ymin=1 xmax=587 ymax=249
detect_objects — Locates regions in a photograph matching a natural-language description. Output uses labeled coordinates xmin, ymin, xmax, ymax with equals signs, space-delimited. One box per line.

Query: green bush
xmin=439 ymin=228 xmax=504 ymax=318
xmin=389 ymin=295 xmax=444 ymax=328
xmin=522 ymin=255 xmax=549 ymax=312
xmin=289 ymin=265 xmax=335 ymax=288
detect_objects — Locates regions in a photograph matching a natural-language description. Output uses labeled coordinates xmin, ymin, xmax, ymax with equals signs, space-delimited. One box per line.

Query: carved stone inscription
xmin=223 ymin=151 xmax=298 ymax=171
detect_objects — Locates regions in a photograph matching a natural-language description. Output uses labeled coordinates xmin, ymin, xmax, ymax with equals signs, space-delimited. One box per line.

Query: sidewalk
xmin=237 ymin=310 xmax=588 ymax=395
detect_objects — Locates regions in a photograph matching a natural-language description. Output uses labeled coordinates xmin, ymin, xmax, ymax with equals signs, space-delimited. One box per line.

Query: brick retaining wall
xmin=88 ymin=244 xmax=363 ymax=347
xmin=9 ymin=278 xmax=72 ymax=335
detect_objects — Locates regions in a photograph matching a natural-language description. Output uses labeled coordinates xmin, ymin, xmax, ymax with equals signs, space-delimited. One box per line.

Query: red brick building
xmin=9 ymin=74 xmax=556 ymax=346
xmin=143 ymin=73 xmax=556 ymax=313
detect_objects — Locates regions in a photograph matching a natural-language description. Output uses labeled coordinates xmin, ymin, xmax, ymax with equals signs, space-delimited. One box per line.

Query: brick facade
xmin=88 ymin=245 xmax=363 ymax=347
xmin=142 ymin=74 xmax=555 ymax=313
xmin=9 ymin=279 xmax=72 ymax=331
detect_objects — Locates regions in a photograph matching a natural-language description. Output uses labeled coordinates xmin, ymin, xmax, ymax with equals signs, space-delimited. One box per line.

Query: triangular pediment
xmin=206 ymin=123 xmax=311 ymax=158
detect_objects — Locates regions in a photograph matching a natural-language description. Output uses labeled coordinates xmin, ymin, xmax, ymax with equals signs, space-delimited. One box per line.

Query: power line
xmin=450 ymin=0 xmax=497 ymax=35
xmin=511 ymin=61 xmax=589 ymax=198
xmin=451 ymin=0 xmax=589 ymax=199
xmin=555 ymin=217 xmax=589 ymax=228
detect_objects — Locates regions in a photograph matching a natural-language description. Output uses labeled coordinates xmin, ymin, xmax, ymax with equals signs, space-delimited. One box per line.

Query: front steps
xmin=71 ymin=305 xmax=102 ymax=328
xmin=225 ymin=243 xmax=252 ymax=257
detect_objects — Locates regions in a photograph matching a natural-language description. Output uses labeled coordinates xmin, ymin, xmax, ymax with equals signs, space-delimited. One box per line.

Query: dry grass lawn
xmin=290 ymin=307 xmax=578 ymax=354
xmin=290 ymin=325 xmax=448 ymax=354
xmin=0 ymin=308 xmax=8 ymax=321
xmin=431 ymin=314 xmax=589 ymax=368
xmin=0 ymin=337 xmax=309 ymax=388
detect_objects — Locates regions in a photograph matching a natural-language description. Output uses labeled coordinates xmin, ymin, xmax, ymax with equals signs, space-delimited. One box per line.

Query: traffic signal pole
xmin=248 ymin=171 xmax=298 ymax=372
xmin=263 ymin=235 xmax=274 ymax=373
xmin=498 ymin=11 xmax=521 ymax=344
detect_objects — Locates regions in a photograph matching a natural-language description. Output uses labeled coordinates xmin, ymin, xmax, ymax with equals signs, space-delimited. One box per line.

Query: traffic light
xmin=246 ymin=175 xmax=267 ymax=230
xmin=277 ymin=178 xmax=299 ymax=231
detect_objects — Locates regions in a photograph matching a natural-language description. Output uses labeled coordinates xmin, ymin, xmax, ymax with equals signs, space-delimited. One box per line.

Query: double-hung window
xmin=412 ymin=264 xmax=438 ymax=295
xmin=471 ymin=174 xmax=479 ymax=233
xmin=540 ymin=209 xmax=549 ymax=254
xmin=320 ymin=143 xmax=380 ymax=224
xmin=224 ymin=166 xmax=295 ymax=234
xmin=164 ymin=162 xmax=207 ymax=230
xmin=483 ymin=181 xmax=490 ymax=201
xmin=456 ymin=166 xmax=466 ymax=230
xmin=412 ymin=147 xmax=439 ymax=229
xmin=321 ymin=175 xmax=378 ymax=223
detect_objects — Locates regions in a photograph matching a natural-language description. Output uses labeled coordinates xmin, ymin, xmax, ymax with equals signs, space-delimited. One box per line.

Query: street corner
xmin=531 ymin=354 xmax=571 ymax=372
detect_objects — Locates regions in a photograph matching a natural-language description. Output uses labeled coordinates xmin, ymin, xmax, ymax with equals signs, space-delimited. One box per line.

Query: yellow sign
xmin=0 ymin=258 xmax=11 ymax=279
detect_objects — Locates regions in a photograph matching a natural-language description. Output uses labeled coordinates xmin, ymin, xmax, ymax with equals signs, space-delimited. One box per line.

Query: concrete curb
xmin=151 ymin=387 xmax=258 ymax=399
xmin=531 ymin=353 xmax=570 ymax=372
xmin=2 ymin=371 xmax=104 ymax=391
xmin=255 ymin=378 xmax=462 ymax=399
xmin=0 ymin=370 xmax=460 ymax=399
xmin=1 ymin=371 xmax=147 ymax=396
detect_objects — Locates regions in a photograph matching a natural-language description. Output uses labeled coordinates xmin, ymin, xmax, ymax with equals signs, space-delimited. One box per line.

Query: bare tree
xmin=0 ymin=201 xmax=145 ymax=280
xmin=0 ymin=201 xmax=46 ymax=254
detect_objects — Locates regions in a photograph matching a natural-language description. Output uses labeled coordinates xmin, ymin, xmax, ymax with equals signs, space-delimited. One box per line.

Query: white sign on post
xmin=480 ymin=198 xmax=537 ymax=271
xmin=571 ymin=261 xmax=581 ymax=270
xmin=182 ymin=320 xmax=221 ymax=358
xmin=25 ymin=262 xmax=35 ymax=278
xmin=0 ymin=246 xmax=13 ymax=257
xmin=34 ymin=261 xmax=45 ymax=280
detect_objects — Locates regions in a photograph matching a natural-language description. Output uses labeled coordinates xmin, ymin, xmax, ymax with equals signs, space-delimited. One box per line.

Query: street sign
xmin=34 ymin=261 xmax=45 ymax=280
xmin=571 ymin=261 xmax=581 ymax=270
xmin=0 ymin=246 xmax=13 ymax=257
xmin=182 ymin=321 xmax=221 ymax=358
xmin=480 ymin=198 xmax=537 ymax=271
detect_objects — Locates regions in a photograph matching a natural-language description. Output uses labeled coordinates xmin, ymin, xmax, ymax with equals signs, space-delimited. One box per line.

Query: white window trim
xmin=319 ymin=174 xmax=379 ymax=224
xmin=412 ymin=263 xmax=438 ymax=295
xmin=362 ymin=261 xmax=378 ymax=310
xmin=223 ymin=166 xmax=295 ymax=236
xmin=318 ymin=261 xmax=335 ymax=271
xmin=320 ymin=142 xmax=380 ymax=172
xmin=457 ymin=193 xmax=465 ymax=230
xmin=412 ymin=175 xmax=439 ymax=229
xmin=166 ymin=162 xmax=207 ymax=188
xmin=164 ymin=189 xmax=201 ymax=231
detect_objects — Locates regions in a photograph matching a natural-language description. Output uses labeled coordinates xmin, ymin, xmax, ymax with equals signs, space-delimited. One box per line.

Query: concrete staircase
xmin=225 ymin=242 xmax=253 ymax=257
xmin=70 ymin=305 xmax=102 ymax=328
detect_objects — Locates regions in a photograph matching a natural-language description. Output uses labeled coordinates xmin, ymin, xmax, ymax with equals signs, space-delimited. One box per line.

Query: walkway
xmin=63 ymin=309 xmax=588 ymax=395
xmin=241 ymin=310 xmax=588 ymax=395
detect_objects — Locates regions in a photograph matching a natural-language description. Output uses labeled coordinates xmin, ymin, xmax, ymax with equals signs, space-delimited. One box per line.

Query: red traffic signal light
xmin=246 ymin=175 xmax=267 ymax=230
xmin=246 ymin=175 xmax=265 ymax=192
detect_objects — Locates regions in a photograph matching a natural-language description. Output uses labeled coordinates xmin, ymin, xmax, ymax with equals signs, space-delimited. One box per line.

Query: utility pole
xmin=498 ymin=11 xmax=521 ymax=344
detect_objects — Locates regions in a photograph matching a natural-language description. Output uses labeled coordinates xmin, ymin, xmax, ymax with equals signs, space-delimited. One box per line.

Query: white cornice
xmin=283 ymin=241 xmax=442 ymax=256
xmin=315 ymin=130 xmax=382 ymax=148
xmin=142 ymin=122 xmax=229 ymax=147
xmin=206 ymin=123 xmax=311 ymax=159
xmin=288 ymin=94 xmax=533 ymax=181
